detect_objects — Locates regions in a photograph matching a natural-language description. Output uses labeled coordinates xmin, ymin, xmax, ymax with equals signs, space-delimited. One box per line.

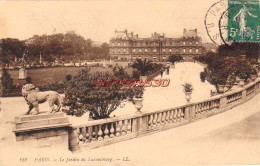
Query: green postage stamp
xmin=227 ymin=0 xmax=260 ymax=42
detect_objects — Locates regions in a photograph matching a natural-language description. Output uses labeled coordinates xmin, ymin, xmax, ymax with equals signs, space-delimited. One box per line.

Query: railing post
xmin=241 ymin=88 xmax=247 ymax=99
xmin=132 ymin=114 xmax=148 ymax=134
xmin=188 ymin=104 xmax=195 ymax=120
xmin=184 ymin=105 xmax=191 ymax=121
xmin=69 ymin=127 xmax=80 ymax=152
xmin=219 ymin=95 xmax=227 ymax=109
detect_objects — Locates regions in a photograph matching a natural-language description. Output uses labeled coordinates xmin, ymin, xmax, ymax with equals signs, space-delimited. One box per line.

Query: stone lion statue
xmin=22 ymin=84 xmax=62 ymax=115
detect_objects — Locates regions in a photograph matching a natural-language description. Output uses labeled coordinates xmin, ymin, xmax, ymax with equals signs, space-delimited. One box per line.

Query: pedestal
xmin=13 ymin=113 xmax=71 ymax=150
xmin=19 ymin=67 xmax=27 ymax=79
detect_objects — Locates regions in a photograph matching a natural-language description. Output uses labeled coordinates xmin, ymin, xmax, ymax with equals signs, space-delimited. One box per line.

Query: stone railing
xmin=69 ymin=78 xmax=260 ymax=152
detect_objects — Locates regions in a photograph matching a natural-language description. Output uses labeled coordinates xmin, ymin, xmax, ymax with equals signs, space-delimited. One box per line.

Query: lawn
xmin=8 ymin=66 xmax=132 ymax=87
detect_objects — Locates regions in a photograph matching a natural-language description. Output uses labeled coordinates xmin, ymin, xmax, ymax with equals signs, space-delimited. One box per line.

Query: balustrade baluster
xmin=85 ymin=127 xmax=90 ymax=143
xmin=148 ymin=114 xmax=154 ymax=128
xmin=177 ymin=109 xmax=181 ymax=121
xmin=161 ymin=112 xmax=166 ymax=125
xmin=104 ymin=124 xmax=109 ymax=139
xmin=157 ymin=113 xmax=162 ymax=126
xmin=198 ymin=104 xmax=201 ymax=115
xmin=92 ymin=126 xmax=97 ymax=141
xmin=180 ymin=109 xmax=184 ymax=121
xmin=169 ymin=110 xmax=174 ymax=123
xmin=116 ymin=121 xmax=122 ymax=137
xmin=173 ymin=109 xmax=178 ymax=122
xmin=194 ymin=105 xmax=198 ymax=116
xmin=153 ymin=113 xmax=158 ymax=126
xmin=82 ymin=127 xmax=87 ymax=143
xmin=121 ymin=120 xmax=127 ymax=135
xmin=110 ymin=123 xmax=115 ymax=138
xmin=98 ymin=125 xmax=103 ymax=141
xmin=127 ymin=119 xmax=131 ymax=133
xmin=165 ymin=111 xmax=170 ymax=124
xmin=75 ymin=128 xmax=81 ymax=144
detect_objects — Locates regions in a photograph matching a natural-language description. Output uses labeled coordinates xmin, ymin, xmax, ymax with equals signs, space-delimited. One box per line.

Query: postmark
xmin=205 ymin=0 xmax=260 ymax=46
xmin=205 ymin=0 xmax=228 ymax=45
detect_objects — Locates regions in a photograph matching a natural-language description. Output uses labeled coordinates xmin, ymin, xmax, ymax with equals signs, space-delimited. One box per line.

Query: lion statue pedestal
xmin=13 ymin=112 xmax=71 ymax=150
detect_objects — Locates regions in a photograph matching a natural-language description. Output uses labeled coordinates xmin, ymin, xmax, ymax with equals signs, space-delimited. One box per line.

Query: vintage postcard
xmin=0 ymin=0 xmax=260 ymax=166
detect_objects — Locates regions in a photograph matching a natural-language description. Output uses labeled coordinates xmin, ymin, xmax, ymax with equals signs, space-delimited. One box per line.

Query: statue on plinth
xmin=22 ymin=84 xmax=62 ymax=115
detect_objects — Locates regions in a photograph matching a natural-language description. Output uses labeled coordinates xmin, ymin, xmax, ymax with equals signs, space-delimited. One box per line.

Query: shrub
xmin=25 ymin=76 xmax=32 ymax=84
xmin=63 ymin=68 xmax=144 ymax=119
xmin=66 ymin=74 xmax=72 ymax=81
xmin=0 ymin=69 xmax=14 ymax=96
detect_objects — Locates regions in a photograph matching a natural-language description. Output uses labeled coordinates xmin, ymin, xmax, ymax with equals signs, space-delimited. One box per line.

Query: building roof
xmin=182 ymin=29 xmax=198 ymax=38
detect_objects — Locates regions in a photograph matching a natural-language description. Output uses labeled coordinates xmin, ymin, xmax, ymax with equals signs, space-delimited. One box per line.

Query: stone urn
xmin=133 ymin=97 xmax=144 ymax=113
xmin=218 ymin=85 xmax=225 ymax=93
xmin=184 ymin=92 xmax=192 ymax=102
xmin=239 ymin=79 xmax=245 ymax=87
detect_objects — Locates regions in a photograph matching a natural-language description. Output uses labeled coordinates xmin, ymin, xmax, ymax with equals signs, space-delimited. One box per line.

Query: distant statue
xmin=22 ymin=84 xmax=62 ymax=115
xmin=233 ymin=4 xmax=257 ymax=39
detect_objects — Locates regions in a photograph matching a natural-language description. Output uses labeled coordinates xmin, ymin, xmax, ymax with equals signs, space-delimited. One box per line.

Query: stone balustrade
xmin=12 ymin=78 xmax=260 ymax=152
xmin=69 ymin=78 xmax=260 ymax=152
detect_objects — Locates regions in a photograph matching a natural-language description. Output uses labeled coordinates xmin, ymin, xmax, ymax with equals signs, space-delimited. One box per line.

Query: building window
xmin=183 ymin=42 xmax=186 ymax=45
xmin=183 ymin=49 xmax=186 ymax=53
xmin=196 ymin=49 xmax=199 ymax=53
xmin=146 ymin=42 xmax=149 ymax=46
xmin=124 ymin=42 xmax=126 ymax=46
xmin=133 ymin=49 xmax=136 ymax=53
xmin=145 ymin=49 xmax=147 ymax=52
xmin=190 ymin=42 xmax=192 ymax=45
xmin=153 ymin=49 xmax=157 ymax=52
xmin=163 ymin=49 xmax=165 ymax=52
xmin=189 ymin=48 xmax=192 ymax=53
xmin=170 ymin=42 xmax=172 ymax=45
xmin=118 ymin=42 xmax=121 ymax=46
xmin=169 ymin=49 xmax=172 ymax=52
xmin=196 ymin=42 xmax=199 ymax=45
xmin=123 ymin=48 xmax=126 ymax=52
xmin=139 ymin=49 xmax=141 ymax=52
xmin=112 ymin=43 xmax=114 ymax=46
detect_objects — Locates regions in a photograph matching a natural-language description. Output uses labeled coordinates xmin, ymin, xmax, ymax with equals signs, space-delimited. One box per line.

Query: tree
xmin=198 ymin=54 xmax=257 ymax=93
xmin=0 ymin=68 xmax=13 ymax=96
xmin=131 ymin=59 xmax=154 ymax=76
xmin=168 ymin=55 xmax=183 ymax=64
xmin=63 ymin=68 xmax=143 ymax=120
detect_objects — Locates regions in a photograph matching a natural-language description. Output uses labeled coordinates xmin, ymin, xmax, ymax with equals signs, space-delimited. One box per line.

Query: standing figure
xmin=233 ymin=4 xmax=257 ymax=38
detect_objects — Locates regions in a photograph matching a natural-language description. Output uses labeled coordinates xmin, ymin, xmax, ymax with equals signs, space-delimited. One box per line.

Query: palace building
xmin=109 ymin=29 xmax=203 ymax=61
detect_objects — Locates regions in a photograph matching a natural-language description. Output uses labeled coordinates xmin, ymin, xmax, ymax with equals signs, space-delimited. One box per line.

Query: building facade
xmin=109 ymin=29 xmax=203 ymax=61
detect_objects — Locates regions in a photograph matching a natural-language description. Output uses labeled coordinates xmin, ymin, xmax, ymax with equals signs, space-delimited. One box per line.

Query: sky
xmin=0 ymin=0 xmax=221 ymax=43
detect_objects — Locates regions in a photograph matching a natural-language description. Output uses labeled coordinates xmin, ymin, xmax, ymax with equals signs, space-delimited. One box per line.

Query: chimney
xmin=115 ymin=29 xmax=117 ymax=33
xmin=183 ymin=28 xmax=187 ymax=34
xmin=131 ymin=32 xmax=133 ymax=37
xmin=136 ymin=34 xmax=138 ymax=38
xmin=195 ymin=29 xmax=197 ymax=34
xmin=163 ymin=33 xmax=165 ymax=37
xmin=125 ymin=29 xmax=127 ymax=33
